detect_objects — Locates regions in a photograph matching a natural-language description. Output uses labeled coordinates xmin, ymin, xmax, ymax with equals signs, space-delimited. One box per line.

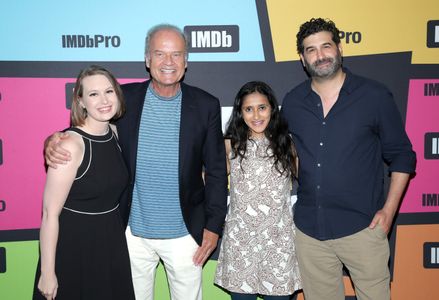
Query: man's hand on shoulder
xmin=44 ymin=132 xmax=71 ymax=169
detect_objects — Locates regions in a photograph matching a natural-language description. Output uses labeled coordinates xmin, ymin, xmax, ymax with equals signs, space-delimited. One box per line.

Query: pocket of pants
xmin=371 ymin=225 xmax=388 ymax=240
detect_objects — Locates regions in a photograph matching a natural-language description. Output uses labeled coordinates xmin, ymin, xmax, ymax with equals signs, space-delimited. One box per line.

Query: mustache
xmin=313 ymin=57 xmax=334 ymax=67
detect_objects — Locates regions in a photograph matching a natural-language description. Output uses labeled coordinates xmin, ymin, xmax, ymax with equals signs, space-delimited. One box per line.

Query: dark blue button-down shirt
xmin=281 ymin=69 xmax=416 ymax=240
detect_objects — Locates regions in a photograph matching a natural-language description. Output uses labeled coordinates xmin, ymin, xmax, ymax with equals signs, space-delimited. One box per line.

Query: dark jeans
xmin=230 ymin=292 xmax=291 ymax=300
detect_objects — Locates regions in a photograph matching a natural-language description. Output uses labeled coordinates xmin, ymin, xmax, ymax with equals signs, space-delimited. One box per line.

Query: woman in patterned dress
xmin=215 ymin=81 xmax=302 ymax=300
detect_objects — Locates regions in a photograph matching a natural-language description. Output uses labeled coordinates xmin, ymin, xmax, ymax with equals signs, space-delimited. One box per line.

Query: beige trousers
xmin=296 ymin=227 xmax=390 ymax=300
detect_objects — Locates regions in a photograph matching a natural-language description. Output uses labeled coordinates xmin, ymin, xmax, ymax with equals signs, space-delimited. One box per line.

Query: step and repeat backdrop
xmin=1 ymin=0 xmax=438 ymax=299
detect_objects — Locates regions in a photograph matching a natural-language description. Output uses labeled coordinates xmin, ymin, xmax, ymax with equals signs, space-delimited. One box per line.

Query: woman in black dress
xmin=34 ymin=65 xmax=134 ymax=300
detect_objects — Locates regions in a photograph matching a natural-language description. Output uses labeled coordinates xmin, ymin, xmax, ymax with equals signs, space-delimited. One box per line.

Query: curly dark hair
xmin=225 ymin=81 xmax=297 ymax=179
xmin=296 ymin=18 xmax=341 ymax=54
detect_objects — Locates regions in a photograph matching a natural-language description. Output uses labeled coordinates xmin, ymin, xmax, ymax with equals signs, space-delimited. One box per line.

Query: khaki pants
xmin=296 ymin=227 xmax=390 ymax=300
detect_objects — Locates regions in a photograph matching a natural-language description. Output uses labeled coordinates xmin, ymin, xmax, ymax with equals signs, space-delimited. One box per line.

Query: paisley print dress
xmin=215 ymin=138 xmax=301 ymax=295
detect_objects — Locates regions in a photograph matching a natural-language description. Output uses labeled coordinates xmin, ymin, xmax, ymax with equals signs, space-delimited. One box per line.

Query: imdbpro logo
xmin=424 ymin=242 xmax=439 ymax=268
xmin=427 ymin=20 xmax=439 ymax=48
xmin=184 ymin=25 xmax=239 ymax=53
xmin=62 ymin=35 xmax=121 ymax=48
xmin=424 ymin=132 xmax=439 ymax=159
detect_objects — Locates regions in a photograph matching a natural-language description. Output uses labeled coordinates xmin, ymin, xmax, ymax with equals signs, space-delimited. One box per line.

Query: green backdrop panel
xmin=0 ymin=243 xmax=264 ymax=300
xmin=0 ymin=241 xmax=39 ymax=300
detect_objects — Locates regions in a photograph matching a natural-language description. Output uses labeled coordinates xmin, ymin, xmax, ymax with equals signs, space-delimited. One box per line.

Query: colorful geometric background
xmin=1 ymin=0 xmax=438 ymax=299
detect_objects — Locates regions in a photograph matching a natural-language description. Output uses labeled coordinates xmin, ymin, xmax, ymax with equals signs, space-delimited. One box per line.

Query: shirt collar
xmin=340 ymin=68 xmax=360 ymax=95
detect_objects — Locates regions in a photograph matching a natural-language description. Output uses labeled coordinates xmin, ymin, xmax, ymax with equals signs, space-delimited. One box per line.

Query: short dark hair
xmin=296 ymin=18 xmax=341 ymax=54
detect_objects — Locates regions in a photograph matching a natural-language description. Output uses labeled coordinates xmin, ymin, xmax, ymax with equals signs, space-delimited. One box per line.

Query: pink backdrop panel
xmin=0 ymin=77 xmax=144 ymax=230
xmin=0 ymin=78 xmax=71 ymax=230
xmin=401 ymin=79 xmax=439 ymax=213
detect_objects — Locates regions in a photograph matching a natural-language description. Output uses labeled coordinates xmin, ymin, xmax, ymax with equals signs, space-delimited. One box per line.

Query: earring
xmin=81 ymin=105 xmax=87 ymax=117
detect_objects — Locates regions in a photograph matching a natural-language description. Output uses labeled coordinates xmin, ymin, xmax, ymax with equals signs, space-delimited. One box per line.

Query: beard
xmin=305 ymin=50 xmax=342 ymax=78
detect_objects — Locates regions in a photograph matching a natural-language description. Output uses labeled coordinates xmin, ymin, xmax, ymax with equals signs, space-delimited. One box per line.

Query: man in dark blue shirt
xmin=281 ymin=18 xmax=416 ymax=300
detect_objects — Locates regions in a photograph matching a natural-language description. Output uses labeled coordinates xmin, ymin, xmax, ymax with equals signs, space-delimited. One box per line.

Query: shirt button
xmin=322 ymin=121 xmax=326 ymax=125
xmin=317 ymin=163 xmax=321 ymax=167
xmin=317 ymin=185 xmax=320 ymax=189
xmin=320 ymin=142 xmax=323 ymax=146
xmin=317 ymin=103 xmax=321 ymax=107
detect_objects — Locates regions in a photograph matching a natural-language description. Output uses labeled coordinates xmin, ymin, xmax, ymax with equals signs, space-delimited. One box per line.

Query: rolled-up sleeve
xmin=378 ymin=89 xmax=416 ymax=174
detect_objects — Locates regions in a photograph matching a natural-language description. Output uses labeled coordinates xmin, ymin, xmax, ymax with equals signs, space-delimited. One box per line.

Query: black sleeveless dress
xmin=33 ymin=127 xmax=135 ymax=299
